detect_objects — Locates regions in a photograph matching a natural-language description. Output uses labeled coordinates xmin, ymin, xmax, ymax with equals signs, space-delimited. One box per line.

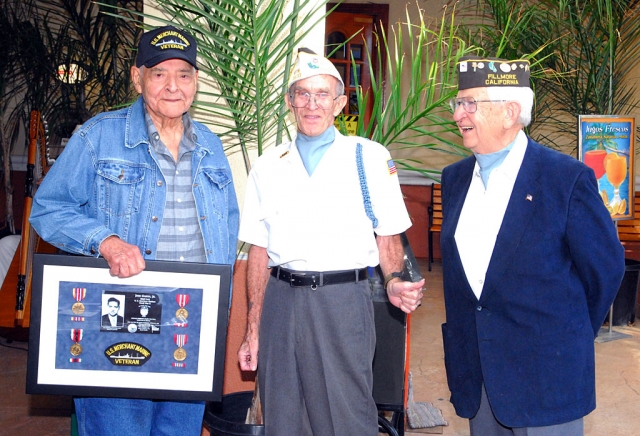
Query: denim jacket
xmin=30 ymin=97 xmax=239 ymax=267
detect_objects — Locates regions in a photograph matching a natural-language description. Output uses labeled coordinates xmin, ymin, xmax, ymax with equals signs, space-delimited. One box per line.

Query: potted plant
xmin=0 ymin=0 xmax=142 ymax=233
xmin=452 ymin=0 xmax=640 ymax=152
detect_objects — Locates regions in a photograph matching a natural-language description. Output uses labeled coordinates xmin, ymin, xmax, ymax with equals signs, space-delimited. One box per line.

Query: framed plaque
xmin=26 ymin=253 xmax=231 ymax=402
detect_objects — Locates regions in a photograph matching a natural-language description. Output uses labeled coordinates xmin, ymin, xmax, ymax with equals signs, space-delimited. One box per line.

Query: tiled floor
xmin=0 ymin=337 xmax=73 ymax=436
xmin=408 ymin=262 xmax=640 ymax=436
xmin=1 ymin=260 xmax=639 ymax=436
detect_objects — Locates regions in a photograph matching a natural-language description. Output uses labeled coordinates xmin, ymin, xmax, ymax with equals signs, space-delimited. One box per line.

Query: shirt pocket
xmin=200 ymin=168 xmax=232 ymax=217
xmin=96 ymin=161 xmax=146 ymax=217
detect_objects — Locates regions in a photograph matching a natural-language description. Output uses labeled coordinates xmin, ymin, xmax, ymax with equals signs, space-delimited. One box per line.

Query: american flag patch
xmin=71 ymin=317 xmax=85 ymax=322
xmin=172 ymin=362 xmax=186 ymax=368
xmin=70 ymin=358 xmax=82 ymax=363
xmin=387 ymin=159 xmax=397 ymax=175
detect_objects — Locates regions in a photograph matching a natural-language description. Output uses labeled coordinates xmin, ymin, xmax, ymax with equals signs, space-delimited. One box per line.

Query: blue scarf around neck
xmin=296 ymin=128 xmax=335 ymax=175
xmin=474 ymin=139 xmax=516 ymax=188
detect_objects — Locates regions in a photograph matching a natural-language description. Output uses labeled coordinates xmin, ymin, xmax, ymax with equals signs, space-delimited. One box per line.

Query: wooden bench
xmin=427 ymin=183 xmax=442 ymax=271
xmin=618 ymin=193 xmax=640 ymax=259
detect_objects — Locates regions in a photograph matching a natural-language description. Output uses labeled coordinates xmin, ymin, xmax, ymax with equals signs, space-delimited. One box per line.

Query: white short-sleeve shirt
xmin=239 ymin=129 xmax=411 ymax=271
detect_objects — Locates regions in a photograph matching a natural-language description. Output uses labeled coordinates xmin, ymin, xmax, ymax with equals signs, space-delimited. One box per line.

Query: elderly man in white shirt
xmin=237 ymin=48 xmax=425 ymax=436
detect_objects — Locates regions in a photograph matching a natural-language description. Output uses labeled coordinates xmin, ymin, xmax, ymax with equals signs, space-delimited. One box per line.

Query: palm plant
xmin=17 ymin=0 xmax=142 ymax=145
xmin=0 ymin=2 xmax=27 ymax=233
xmin=0 ymin=0 xmax=61 ymax=232
xmin=352 ymin=5 xmax=476 ymax=181
xmin=0 ymin=0 xmax=142 ymax=232
xmin=537 ymin=0 xmax=640 ymax=151
xmin=452 ymin=0 xmax=640 ymax=152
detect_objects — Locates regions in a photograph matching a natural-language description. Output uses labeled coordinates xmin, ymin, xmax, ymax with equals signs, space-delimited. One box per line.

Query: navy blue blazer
xmin=440 ymin=138 xmax=625 ymax=427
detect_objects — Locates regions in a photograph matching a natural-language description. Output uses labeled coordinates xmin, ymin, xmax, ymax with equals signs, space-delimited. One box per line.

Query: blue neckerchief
xmin=474 ymin=139 xmax=516 ymax=188
xmin=297 ymin=128 xmax=335 ymax=175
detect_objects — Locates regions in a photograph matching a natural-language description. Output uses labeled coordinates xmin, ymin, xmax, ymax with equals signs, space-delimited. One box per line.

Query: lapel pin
xmin=280 ymin=150 xmax=289 ymax=158
xmin=526 ymin=194 xmax=533 ymax=201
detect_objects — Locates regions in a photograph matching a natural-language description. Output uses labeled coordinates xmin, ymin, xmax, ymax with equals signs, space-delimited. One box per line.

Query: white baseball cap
xmin=288 ymin=48 xmax=344 ymax=88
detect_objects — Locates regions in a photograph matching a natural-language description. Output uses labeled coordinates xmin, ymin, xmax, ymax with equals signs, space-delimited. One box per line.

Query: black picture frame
xmin=27 ymin=253 xmax=231 ymax=402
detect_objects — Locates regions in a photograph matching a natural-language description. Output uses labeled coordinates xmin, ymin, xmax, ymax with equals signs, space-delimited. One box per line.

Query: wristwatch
xmin=383 ymin=271 xmax=403 ymax=290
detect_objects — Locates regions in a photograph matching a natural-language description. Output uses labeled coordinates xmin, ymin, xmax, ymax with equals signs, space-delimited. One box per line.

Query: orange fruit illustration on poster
xmin=603 ymin=152 xmax=627 ymax=215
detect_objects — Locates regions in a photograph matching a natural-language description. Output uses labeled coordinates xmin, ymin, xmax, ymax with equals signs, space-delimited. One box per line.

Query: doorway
xmin=326 ymin=4 xmax=389 ymax=132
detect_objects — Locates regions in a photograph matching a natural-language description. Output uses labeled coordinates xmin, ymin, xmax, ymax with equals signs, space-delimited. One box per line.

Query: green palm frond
xmin=353 ymin=4 xmax=476 ymax=180
xmin=453 ymin=0 xmax=640 ymax=152
xmin=1 ymin=0 xmax=142 ymax=231
xmin=4 ymin=0 xmax=141 ymax=147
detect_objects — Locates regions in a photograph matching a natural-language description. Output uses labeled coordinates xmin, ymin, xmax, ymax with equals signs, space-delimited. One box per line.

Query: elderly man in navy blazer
xmin=440 ymin=56 xmax=625 ymax=436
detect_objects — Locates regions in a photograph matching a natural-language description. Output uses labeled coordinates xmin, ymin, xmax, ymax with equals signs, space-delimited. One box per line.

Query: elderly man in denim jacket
xmin=29 ymin=25 xmax=239 ymax=436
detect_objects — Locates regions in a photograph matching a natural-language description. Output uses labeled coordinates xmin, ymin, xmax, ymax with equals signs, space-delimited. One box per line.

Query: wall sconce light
xmin=56 ymin=63 xmax=89 ymax=85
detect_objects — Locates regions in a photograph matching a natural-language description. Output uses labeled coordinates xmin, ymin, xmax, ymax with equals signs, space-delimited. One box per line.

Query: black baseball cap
xmin=136 ymin=25 xmax=198 ymax=70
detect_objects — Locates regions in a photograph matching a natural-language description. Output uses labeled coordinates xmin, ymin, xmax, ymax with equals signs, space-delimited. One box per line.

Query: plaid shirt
xmin=145 ymin=109 xmax=206 ymax=263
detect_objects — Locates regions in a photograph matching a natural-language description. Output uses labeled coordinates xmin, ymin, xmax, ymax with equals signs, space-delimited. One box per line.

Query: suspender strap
xmin=357 ymin=142 xmax=378 ymax=228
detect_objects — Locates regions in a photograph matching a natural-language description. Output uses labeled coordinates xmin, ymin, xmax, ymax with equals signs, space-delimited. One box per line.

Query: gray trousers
xmin=470 ymin=384 xmax=584 ymax=436
xmin=258 ymin=276 xmax=378 ymax=436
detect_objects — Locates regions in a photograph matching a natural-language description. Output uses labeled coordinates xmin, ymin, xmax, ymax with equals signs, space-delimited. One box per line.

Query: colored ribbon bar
xmin=71 ymin=317 xmax=85 ymax=322
xmin=73 ymin=288 xmax=86 ymax=301
xmin=71 ymin=329 xmax=83 ymax=342
xmin=174 ymin=334 xmax=188 ymax=348
xmin=172 ymin=362 xmax=186 ymax=368
xmin=176 ymin=294 xmax=190 ymax=308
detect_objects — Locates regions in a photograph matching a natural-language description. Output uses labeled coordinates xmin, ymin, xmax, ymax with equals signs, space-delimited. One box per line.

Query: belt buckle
xmin=289 ymin=274 xmax=299 ymax=287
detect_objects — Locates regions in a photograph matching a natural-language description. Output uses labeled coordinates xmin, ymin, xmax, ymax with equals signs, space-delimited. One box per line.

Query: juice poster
xmin=578 ymin=116 xmax=635 ymax=220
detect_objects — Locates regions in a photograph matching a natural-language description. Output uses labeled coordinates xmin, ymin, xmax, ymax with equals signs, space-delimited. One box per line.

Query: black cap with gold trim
xmin=136 ymin=25 xmax=198 ymax=70
xmin=457 ymin=56 xmax=530 ymax=90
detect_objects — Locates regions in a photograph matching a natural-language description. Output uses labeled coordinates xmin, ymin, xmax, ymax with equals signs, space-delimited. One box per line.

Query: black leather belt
xmin=270 ymin=267 xmax=368 ymax=289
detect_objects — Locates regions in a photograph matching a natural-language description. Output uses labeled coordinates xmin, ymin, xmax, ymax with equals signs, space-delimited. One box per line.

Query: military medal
xmin=174 ymin=334 xmax=187 ymax=361
xmin=176 ymin=307 xmax=188 ymax=321
xmin=175 ymin=294 xmax=190 ymax=321
xmin=174 ymin=348 xmax=187 ymax=361
xmin=70 ymin=329 xmax=83 ymax=356
xmin=72 ymin=288 xmax=86 ymax=315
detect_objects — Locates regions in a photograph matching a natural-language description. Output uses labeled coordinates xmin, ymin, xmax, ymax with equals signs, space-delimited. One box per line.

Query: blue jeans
xmin=74 ymin=398 xmax=205 ymax=436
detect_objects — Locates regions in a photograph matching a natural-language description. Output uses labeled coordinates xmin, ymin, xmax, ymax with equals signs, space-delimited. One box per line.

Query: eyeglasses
xmin=449 ymin=97 xmax=508 ymax=113
xmin=289 ymin=91 xmax=340 ymax=110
